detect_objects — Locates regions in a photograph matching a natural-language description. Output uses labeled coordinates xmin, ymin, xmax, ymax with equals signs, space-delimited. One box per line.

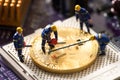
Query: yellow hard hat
xmin=51 ymin=25 xmax=57 ymax=31
xmin=16 ymin=27 xmax=23 ymax=33
xmin=75 ymin=5 xmax=81 ymax=11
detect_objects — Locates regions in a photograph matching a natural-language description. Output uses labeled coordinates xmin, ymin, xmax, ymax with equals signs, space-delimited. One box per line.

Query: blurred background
xmin=0 ymin=0 xmax=120 ymax=45
xmin=0 ymin=0 xmax=120 ymax=79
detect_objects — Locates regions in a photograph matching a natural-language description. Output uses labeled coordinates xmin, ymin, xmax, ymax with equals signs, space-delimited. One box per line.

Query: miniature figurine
xmin=112 ymin=0 xmax=120 ymax=18
xmin=13 ymin=27 xmax=24 ymax=63
xmin=41 ymin=24 xmax=58 ymax=54
xmin=90 ymin=33 xmax=110 ymax=55
xmin=75 ymin=4 xmax=93 ymax=33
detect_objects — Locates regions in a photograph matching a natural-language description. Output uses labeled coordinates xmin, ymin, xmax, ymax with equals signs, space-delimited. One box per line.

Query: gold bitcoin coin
xmin=30 ymin=27 xmax=99 ymax=73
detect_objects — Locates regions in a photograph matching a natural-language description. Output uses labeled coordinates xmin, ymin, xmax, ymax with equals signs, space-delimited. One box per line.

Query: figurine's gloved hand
xmin=47 ymin=40 xmax=51 ymax=44
xmin=90 ymin=35 xmax=95 ymax=40
xmin=42 ymin=46 xmax=46 ymax=53
xmin=76 ymin=19 xmax=78 ymax=22
xmin=15 ymin=48 xmax=18 ymax=51
xmin=89 ymin=24 xmax=93 ymax=28
xmin=23 ymin=41 xmax=26 ymax=47
xmin=88 ymin=19 xmax=92 ymax=24
xmin=56 ymin=39 xmax=58 ymax=45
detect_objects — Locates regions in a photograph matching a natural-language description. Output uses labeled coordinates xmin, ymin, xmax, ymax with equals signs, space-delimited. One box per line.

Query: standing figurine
xmin=90 ymin=33 xmax=110 ymax=55
xmin=41 ymin=24 xmax=58 ymax=54
xmin=75 ymin=4 xmax=93 ymax=34
xmin=13 ymin=27 xmax=24 ymax=63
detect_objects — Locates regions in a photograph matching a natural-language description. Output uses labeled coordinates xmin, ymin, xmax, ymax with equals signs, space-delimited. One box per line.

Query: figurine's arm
xmin=41 ymin=39 xmax=46 ymax=53
xmin=86 ymin=11 xmax=91 ymax=19
xmin=86 ymin=12 xmax=93 ymax=27
xmin=54 ymin=31 xmax=58 ymax=40
xmin=13 ymin=36 xmax=18 ymax=50
xmin=75 ymin=11 xmax=79 ymax=21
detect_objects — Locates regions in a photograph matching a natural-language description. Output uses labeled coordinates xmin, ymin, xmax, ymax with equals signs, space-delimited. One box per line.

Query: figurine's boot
xmin=19 ymin=55 xmax=24 ymax=63
xmin=87 ymin=28 xmax=90 ymax=34
xmin=22 ymin=55 xmax=24 ymax=60
xmin=50 ymin=45 xmax=55 ymax=50
xmin=42 ymin=46 xmax=46 ymax=54
xmin=99 ymin=51 xmax=106 ymax=56
xmin=80 ymin=22 xmax=83 ymax=30
xmin=48 ymin=45 xmax=55 ymax=54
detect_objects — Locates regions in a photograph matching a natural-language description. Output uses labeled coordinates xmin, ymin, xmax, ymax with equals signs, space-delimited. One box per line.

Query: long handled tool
xmin=48 ymin=39 xmax=90 ymax=53
xmin=51 ymin=53 xmax=66 ymax=59
xmin=25 ymin=45 xmax=32 ymax=47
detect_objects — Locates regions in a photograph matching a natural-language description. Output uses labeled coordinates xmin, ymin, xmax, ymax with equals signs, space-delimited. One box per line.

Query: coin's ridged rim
xmin=30 ymin=28 xmax=99 ymax=73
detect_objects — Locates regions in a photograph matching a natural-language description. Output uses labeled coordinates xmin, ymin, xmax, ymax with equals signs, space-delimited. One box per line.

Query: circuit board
xmin=1 ymin=17 xmax=120 ymax=80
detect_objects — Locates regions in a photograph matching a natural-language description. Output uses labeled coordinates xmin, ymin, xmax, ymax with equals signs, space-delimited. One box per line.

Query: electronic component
xmin=1 ymin=17 xmax=120 ymax=80
xmin=0 ymin=0 xmax=31 ymax=27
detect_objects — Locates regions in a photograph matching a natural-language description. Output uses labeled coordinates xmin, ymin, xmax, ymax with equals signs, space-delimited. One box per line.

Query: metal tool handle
xmin=25 ymin=45 xmax=32 ymax=47
xmin=48 ymin=39 xmax=90 ymax=53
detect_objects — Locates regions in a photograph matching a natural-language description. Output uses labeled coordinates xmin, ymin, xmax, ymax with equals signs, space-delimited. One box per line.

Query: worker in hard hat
xmin=41 ymin=24 xmax=58 ymax=54
xmin=75 ymin=4 xmax=93 ymax=34
xmin=13 ymin=27 xmax=25 ymax=63
xmin=90 ymin=33 xmax=110 ymax=55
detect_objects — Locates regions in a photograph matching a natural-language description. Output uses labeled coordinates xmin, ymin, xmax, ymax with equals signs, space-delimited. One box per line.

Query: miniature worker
xmin=75 ymin=4 xmax=93 ymax=34
xmin=41 ymin=24 xmax=58 ymax=54
xmin=13 ymin=27 xmax=25 ymax=63
xmin=90 ymin=33 xmax=110 ymax=55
